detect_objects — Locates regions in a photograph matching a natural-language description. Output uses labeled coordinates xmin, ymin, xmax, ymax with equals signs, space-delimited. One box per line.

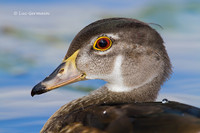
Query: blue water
xmin=0 ymin=117 xmax=47 ymax=133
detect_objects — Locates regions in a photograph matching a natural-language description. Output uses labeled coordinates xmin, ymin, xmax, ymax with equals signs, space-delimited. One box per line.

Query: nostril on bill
xmin=58 ymin=68 xmax=65 ymax=74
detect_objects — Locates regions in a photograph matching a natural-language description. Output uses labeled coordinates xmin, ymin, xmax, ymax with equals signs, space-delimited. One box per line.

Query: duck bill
xmin=31 ymin=50 xmax=86 ymax=96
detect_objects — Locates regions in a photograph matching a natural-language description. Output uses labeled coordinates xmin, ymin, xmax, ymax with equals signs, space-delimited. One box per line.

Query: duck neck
xmin=66 ymin=76 xmax=161 ymax=113
xmin=41 ymin=78 xmax=161 ymax=132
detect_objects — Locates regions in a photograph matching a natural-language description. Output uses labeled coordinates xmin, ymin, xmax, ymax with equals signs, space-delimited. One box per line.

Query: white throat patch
xmin=106 ymin=55 xmax=133 ymax=92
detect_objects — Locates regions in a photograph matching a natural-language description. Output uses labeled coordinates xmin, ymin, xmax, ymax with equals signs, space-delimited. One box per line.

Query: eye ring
xmin=93 ymin=36 xmax=112 ymax=51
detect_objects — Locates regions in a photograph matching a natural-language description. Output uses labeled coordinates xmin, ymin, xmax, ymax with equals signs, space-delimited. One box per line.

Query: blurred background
xmin=0 ymin=0 xmax=200 ymax=132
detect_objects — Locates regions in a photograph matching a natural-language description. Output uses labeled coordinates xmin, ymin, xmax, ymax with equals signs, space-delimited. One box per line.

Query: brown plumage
xmin=59 ymin=101 xmax=200 ymax=133
xmin=31 ymin=18 xmax=200 ymax=133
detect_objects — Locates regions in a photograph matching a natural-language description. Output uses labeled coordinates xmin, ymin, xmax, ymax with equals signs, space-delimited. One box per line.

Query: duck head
xmin=31 ymin=18 xmax=171 ymax=100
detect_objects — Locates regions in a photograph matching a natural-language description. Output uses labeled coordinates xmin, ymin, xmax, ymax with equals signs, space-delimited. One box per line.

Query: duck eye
xmin=93 ymin=36 xmax=112 ymax=51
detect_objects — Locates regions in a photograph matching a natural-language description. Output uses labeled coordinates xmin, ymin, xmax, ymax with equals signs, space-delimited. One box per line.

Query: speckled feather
xmin=40 ymin=18 xmax=173 ymax=132
xmin=42 ymin=101 xmax=200 ymax=133
xmin=37 ymin=18 xmax=195 ymax=133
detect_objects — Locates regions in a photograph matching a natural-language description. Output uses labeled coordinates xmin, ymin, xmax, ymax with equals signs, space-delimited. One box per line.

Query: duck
xmin=31 ymin=18 xmax=200 ymax=133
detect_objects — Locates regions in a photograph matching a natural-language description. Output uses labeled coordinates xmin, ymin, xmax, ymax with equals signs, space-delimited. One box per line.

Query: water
xmin=162 ymin=99 xmax=169 ymax=104
xmin=0 ymin=1 xmax=200 ymax=132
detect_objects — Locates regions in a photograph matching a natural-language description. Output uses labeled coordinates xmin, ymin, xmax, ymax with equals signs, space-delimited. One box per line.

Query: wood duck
xmin=31 ymin=18 xmax=200 ymax=133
